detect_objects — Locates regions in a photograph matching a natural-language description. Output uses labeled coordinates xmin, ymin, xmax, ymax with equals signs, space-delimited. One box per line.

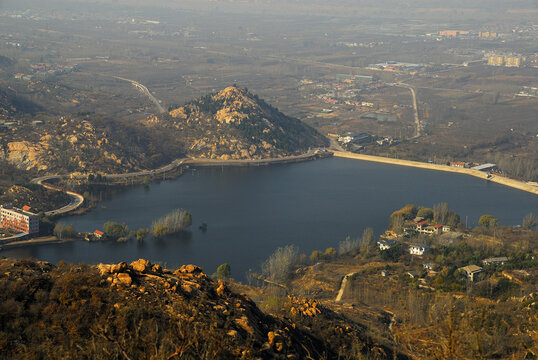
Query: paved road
xmin=31 ymin=176 xmax=85 ymax=216
xmin=113 ymin=76 xmax=166 ymax=114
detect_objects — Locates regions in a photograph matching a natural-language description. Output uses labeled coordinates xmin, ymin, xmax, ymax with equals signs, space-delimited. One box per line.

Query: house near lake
xmin=377 ymin=239 xmax=398 ymax=251
xmin=409 ymin=243 xmax=429 ymax=256
xmin=459 ymin=265 xmax=484 ymax=282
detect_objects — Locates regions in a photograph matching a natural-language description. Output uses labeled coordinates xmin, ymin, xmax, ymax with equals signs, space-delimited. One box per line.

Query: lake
xmin=3 ymin=157 xmax=537 ymax=281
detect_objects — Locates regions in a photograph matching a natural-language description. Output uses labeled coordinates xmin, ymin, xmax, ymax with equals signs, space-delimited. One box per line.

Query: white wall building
xmin=0 ymin=205 xmax=39 ymax=234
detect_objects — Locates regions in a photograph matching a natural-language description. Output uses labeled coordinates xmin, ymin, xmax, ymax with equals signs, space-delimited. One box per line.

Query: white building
xmin=409 ymin=243 xmax=429 ymax=256
xmin=377 ymin=239 xmax=397 ymax=250
xmin=0 ymin=205 xmax=39 ymax=234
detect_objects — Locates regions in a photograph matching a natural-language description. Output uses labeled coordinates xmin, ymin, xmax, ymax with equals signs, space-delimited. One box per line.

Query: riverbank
xmin=32 ymin=150 xmax=328 ymax=217
xmin=0 ymin=236 xmax=76 ymax=251
xmin=333 ymin=151 xmax=538 ymax=195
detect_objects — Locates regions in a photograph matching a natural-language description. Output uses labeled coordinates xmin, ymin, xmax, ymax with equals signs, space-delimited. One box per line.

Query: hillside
xmin=0 ymin=258 xmax=405 ymax=360
xmin=0 ymin=86 xmax=327 ymax=174
xmin=152 ymin=86 xmax=328 ymax=160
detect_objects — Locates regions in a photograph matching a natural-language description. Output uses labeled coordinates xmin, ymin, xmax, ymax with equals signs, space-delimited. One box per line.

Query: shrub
xmin=53 ymin=223 xmax=76 ymax=240
xmin=478 ymin=214 xmax=499 ymax=229
xmin=262 ymin=245 xmax=298 ymax=283
xmin=151 ymin=209 xmax=192 ymax=237
xmin=215 ymin=263 xmax=231 ymax=280
xmin=103 ymin=221 xmax=128 ymax=239
xmin=339 ymin=236 xmax=360 ymax=255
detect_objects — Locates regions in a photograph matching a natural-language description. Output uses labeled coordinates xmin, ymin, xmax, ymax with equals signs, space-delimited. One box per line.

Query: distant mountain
xmin=154 ymin=86 xmax=328 ymax=160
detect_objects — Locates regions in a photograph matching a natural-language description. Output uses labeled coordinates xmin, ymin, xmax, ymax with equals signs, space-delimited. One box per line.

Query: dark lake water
xmin=3 ymin=157 xmax=537 ymax=281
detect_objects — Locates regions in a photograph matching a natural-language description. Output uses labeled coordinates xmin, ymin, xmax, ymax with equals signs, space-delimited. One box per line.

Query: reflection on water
xmin=2 ymin=157 xmax=537 ymax=281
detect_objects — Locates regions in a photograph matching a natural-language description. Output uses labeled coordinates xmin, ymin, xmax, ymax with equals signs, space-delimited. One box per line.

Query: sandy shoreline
xmin=333 ymin=151 xmax=538 ymax=196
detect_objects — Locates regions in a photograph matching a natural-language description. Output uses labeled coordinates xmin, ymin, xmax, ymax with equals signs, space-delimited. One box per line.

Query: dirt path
xmin=335 ymin=272 xmax=356 ymax=302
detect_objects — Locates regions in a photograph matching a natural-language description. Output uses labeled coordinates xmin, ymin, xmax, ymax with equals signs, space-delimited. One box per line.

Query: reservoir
xmin=3 ymin=157 xmax=537 ymax=281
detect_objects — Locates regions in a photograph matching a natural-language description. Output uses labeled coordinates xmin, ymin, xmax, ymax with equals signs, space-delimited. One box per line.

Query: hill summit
xmin=157 ymin=86 xmax=328 ymax=160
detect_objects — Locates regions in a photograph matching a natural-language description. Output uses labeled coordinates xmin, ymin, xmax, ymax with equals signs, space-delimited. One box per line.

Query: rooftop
xmin=459 ymin=265 xmax=483 ymax=273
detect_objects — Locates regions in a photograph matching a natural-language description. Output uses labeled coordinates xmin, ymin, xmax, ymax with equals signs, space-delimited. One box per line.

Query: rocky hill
xmin=150 ymin=86 xmax=328 ymax=160
xmin=0 ymin=258 xmax=405 ymax=360
xmin=0 ymin=86 xmax=327 ymax=174
xmin=0 ymin=116 xmax=154 ymax=173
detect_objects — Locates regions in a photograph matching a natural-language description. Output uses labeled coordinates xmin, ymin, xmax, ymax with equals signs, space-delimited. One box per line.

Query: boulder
xmin=116 ymin=272 xmax=132 ymax=286
xmin=130 ymin=259 xmax=151 ymax=273
xmin=110 ymin=262 xmax=128 ymax=273
xmin=97 ymin=263 xmax=112 ymax=276
xmin=179 ymin=264 xmax=203 ymax=274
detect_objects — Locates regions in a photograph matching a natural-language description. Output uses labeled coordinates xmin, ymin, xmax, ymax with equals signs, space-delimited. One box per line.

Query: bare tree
xmin=522 ymin=213 xmax=536 ymax=230
xmin=262 ymin=245 xmax=298 ymax=283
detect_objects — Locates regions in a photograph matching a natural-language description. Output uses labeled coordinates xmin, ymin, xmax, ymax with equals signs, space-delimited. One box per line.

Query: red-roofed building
xmin=94 ymin=230 xmax=104 ymax=239
xmin=416 ymin=221 xmax=428 ymax=231
xmin=22 ymin=205 xmax=32 ymax=211
xmin=449 ymin=161 xmax=465 ymax=168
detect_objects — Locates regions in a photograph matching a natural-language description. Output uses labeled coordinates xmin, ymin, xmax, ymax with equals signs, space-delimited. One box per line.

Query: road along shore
xmin=32 ymin=151 xmax=328 ymax=216
xmin=333 ymin=151 xmax=538 ymax=196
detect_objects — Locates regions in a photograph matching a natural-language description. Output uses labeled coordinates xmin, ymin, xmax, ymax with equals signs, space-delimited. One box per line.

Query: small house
xmin=380 ymin=270 xmax=389 ymax=277
xmin=412 ymin=216 xmax=424 ymax=224
xmin=423 ymin=263 xmax=435 ymax=270
xmin=442 ymin=225 xmax=451 ymax=232
xmin=459 ymin=265 xmax=484 ymax=282
xmin=422 ymin=226 xmax=436 ymax=234
xmin=482 ymin=257 xmax=508 ymax=266
xmin=409 ymin=243 xmax=429 ymax=256
xmin=94 ymin=230 xmax=104 ymax=239
xmin=416 ymin=221 xmax=428 ymax=232
xmin=377 ymin=239 xmax=397 ymax=251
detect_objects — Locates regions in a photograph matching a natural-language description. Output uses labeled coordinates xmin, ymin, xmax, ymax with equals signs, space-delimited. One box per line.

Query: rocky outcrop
xmin=159 ymin=85 xmax=328 ymax=160
xmin=0 ymin=258 xmax=406 ymax=360
xmin=0 ymin=117 xmax=150 ymax=173
xmin=3 ymin=141 xmax=47 ymax=171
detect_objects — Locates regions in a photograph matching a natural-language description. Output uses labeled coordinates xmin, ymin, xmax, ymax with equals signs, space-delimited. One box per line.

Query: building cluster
xmin=448 ymin=161 xmax=497 ymax=172
xmin=376 ymin=239 xmax=430 ymax=256
xmin=13 ymin=63 xmax=78 ymax=81
xmin=298 ymin=75 xmax=382 ymax=108
xmin=376 ymin=237 xmax=510 ymax=283
xmin=335 ymin=41 xmax=383 ymax=48
xmin=0 ymin=205 xmax=39 ymax=235
xmin=365 ymin=61 xmax=423 ymax=73
xmin=516 ymin=86 xmax=538 ymax=98
xmin=438 ymin=30 xmax=470 ymax=38
xmin=478 ymin=31 xmax=498 ymax=39
xmin=337 ymin=132 xmax=372 ymax=145
xmin=486 ymin=53 xmax=526 ymax=68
